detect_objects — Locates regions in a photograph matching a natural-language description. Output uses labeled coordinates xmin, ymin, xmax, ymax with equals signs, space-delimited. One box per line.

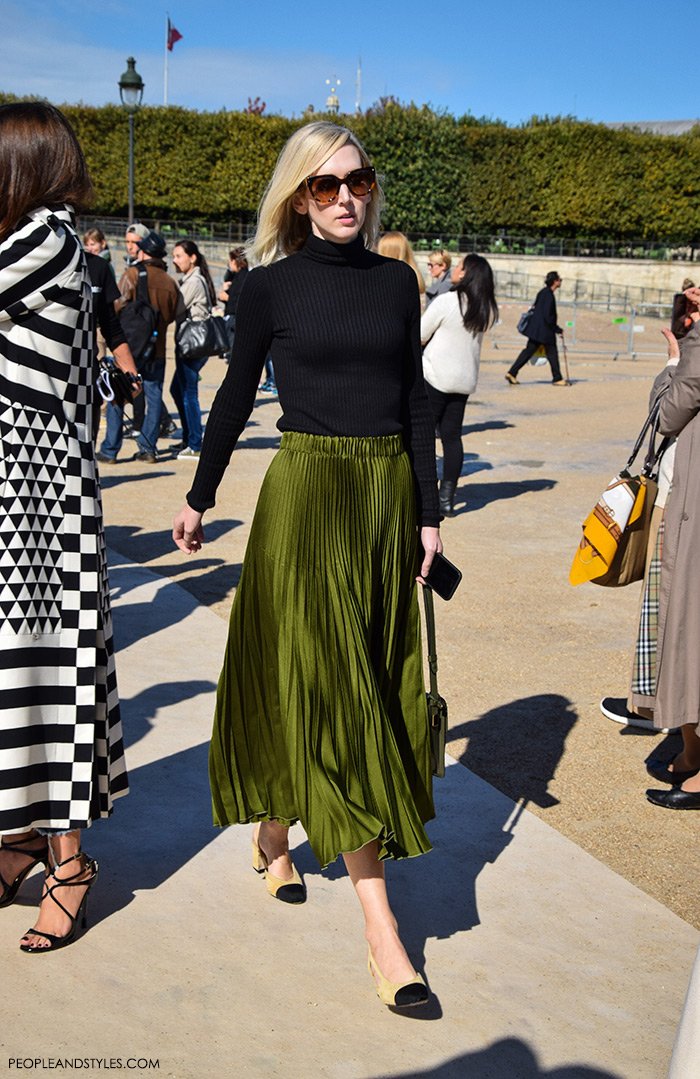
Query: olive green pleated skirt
xmin=209 ymin=431 xmax=435 ymax=868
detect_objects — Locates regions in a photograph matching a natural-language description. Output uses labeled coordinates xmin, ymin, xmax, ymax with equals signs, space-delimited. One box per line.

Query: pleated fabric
xmin=209 ymin=432 xmax=434 ymax=867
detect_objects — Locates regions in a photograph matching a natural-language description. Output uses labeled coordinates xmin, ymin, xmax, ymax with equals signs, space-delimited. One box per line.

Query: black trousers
xmin=425 ymin=382 xmax=468 ymax=485
xmin=508 ymin=338 xmax=562 ymax=382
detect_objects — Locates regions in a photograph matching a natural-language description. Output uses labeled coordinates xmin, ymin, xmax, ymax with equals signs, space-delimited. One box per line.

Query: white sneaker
xmin=599 ymin=697 xmax=669 ymax=733
xmin=177 ymin=447 xmax=200 ymax=460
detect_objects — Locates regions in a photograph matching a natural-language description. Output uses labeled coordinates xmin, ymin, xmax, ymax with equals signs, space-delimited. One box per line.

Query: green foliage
xmin=3 ymin=92 xmax=700 ymax=241
xmin=354 ymin=103 xmax=465 ymax=233
xmin=210 ymin=113 xmax=297 ymax=217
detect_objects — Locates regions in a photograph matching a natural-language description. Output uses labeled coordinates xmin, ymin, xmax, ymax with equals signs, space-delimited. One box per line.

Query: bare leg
xmin=343 ymin=840 xmax=417 ymax=985
xmin=0 ymin=831 xmax=45 ymax=897
xmin=20 ymin=830 xmax=94 ymax=950
xmin=669 ymin=724 xmax=700 ymax=775
xmin=674 ymin=726 xmax=700 ymax=793
xmin=255 ymin=821 xmax=295 ymax=882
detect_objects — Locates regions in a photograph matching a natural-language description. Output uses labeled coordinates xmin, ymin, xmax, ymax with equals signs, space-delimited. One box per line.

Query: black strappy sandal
xmin=0 ymin=834 xmax=49 ymax=908
xmin=19 ymin=851 xmax=98 ymax=953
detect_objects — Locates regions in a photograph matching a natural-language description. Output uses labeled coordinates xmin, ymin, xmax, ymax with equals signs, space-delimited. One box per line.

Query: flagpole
xmin=164 ymin=14 xmax=169 ymax=106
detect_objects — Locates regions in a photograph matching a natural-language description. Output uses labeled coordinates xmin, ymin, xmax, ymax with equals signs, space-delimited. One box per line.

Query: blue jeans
xmin=100 ymin=360 xmax=164 ymax=459
xmin=170 ymin=352 xmax=207 ymax=451
xmin=137 ymin=363 xmax=165 ymax=455
xmin=100 ymin=400 xmax=125 ymax=459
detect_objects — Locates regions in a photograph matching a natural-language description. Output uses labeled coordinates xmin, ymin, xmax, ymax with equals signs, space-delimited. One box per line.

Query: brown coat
xmin=653 ymin=320 xmax=700 ymax=733
xmin=117 ymin=257 xmax=180 ymax=360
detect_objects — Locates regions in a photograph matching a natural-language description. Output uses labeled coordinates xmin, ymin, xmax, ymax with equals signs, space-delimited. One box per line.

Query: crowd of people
xmin=94 ymin=228 xmax=236 ymax=465
xmin=0 ymin=100 xmax=697 ymax=1056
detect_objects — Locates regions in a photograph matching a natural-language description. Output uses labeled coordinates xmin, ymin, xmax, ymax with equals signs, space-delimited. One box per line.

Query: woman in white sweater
xmin=420 ymin=253 xmax=498 ymax=515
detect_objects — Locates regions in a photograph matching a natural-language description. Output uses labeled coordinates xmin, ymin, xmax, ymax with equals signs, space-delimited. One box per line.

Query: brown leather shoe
xmin=552 ymin=379 xmax=570 ymax=386
xmin=505 ymin=373 xmax=518 ymax=385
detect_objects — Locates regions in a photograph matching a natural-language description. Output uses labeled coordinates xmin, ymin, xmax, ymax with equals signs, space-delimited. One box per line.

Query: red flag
xmin=167 ymin=19 xmax=183 ymax=51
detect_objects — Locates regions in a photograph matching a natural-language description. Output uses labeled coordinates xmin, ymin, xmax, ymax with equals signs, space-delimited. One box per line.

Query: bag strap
xmin=421 ymin=585 xmax=440 ymax=702
xmin=642 ymin=421 xmax=670 ymax=479
xmin=624 ymin=389 xmax=671 ymax=479
xmin=135 ymin=264 xmax=151 ymax=305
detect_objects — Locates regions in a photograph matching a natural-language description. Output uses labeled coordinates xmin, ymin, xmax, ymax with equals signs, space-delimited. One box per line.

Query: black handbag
xmin=422 ymin=585 xmax=448 ymax=779
xmin=517 ymin=306 xmax=534 ymax=335
xmin=176 ymin=316 xmax=229 ymax=361
xmin=96 ymin=358 xmax=141 ymax=408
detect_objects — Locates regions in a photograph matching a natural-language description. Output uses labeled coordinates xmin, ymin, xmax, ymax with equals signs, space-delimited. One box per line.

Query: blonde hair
xmin=429 ymin=249 xmax=452 ymax=272
xmin=377 ymin=231 xmax=425 ymax=294
xmin=248 ymin=121 xmax=384 ymax=266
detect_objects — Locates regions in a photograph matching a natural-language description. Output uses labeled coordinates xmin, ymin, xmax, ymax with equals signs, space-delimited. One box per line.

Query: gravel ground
xmin=98 ymin=307 xmax=698 ymax=930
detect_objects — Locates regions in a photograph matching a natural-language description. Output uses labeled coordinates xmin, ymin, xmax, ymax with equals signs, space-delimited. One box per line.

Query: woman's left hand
xmin=417 ymin=526 xmax=442 ymax=583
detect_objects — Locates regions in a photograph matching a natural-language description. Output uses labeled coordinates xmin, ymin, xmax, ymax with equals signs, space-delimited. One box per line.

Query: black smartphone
xmin=424 ymin=551 xmax=462 ymax=601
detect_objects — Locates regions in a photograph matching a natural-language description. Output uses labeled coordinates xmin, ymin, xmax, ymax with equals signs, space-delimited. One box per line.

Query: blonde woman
xmin=425 ymin=249 xmax=452 ymax=305
xmin=173 ymin=121 xmax=442 ymax=1008
xmin=377 ymin=231 xmax=426 ymax=307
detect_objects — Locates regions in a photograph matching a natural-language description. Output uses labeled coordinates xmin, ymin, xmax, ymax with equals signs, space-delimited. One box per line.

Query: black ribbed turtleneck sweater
xmin=187 ymin=233 xmax=440 ymax=525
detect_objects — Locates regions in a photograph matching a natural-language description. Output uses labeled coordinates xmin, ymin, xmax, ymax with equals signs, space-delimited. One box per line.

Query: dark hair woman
xmin=171 ymin=239 xmax=217 ymax=459
xmin=506 ymin=270 xmax=565 ymax=386
xmin=173 ymin=121 xmax=442 ymax=1009
xmin=0 ymin=103 xmax=128 ymax=951
xmin=421 ymin=253 xmax=499 ymax=515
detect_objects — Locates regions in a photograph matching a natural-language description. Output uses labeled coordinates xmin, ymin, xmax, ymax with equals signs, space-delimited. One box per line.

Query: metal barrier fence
xmin=491 ymin=299 xmax=672 ymax=360
xmin=493 ymin=268 xmax=675 ymax=314
xmin=80 ymin=215 xmax=254 ymax=245
xmin=409 ymin=233 xmax=699 ymax=261
xmin=79 ymin=216 xmax=699 ymax=263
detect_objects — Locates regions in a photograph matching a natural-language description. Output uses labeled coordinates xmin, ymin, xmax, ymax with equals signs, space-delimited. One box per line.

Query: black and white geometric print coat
xmin=0 ymin=205 xmax=128 ymax=834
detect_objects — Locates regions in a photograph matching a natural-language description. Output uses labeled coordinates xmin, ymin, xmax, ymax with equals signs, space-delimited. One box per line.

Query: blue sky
xmin=1 ymin=0 xmax=695 ymax=124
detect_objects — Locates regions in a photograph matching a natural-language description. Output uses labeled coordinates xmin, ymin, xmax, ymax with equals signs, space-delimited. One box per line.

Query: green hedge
xmin=2 ymin=93 xmax=699 ymax=240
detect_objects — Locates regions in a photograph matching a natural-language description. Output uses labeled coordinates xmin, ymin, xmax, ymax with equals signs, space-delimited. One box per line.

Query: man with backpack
xmin=98 ymin=230 xmax=180 ymax=463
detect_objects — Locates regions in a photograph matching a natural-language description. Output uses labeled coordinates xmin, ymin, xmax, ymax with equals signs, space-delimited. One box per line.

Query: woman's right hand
xmin=173 ymin=504 xmax=204 ymax=554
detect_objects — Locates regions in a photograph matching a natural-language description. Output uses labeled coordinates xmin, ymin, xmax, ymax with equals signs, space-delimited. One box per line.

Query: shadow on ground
xmin=106 ymin=519 xmax=242 ymax=566
xmin=450 ymin=694 xmax=577 ymax=809
xmin=238 ymin=435 xmax=281 ymax=450
xmin=99 ymin=469 xmax=175 ymax=489
xmin=86 ymin=738 xmax=218 ymax=924
xmin=461 ymin=419 xmax=515 ymax=437
xmin=382 ymin=1038 xmax=621 ymax=1078
xmin=454 ymin=478 xmax=557 ymax=514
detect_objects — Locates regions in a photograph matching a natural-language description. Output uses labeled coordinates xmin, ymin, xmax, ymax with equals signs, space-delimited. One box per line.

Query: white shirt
xmin=420 ymin=290 xmax=482 ymax=396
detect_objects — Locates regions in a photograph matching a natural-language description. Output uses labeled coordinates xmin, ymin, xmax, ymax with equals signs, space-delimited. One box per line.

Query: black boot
xmin=439 ymin=480 xmax=456 ymax=518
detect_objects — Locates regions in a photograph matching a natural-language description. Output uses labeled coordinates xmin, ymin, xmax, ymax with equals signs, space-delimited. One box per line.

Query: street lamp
xmin=118 ymin=57 xmax=145 ymax=223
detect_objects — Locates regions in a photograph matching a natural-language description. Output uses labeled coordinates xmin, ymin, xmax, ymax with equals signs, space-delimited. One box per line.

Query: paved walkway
xmin=4 ymin=551 xmax=697 ymax=1079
